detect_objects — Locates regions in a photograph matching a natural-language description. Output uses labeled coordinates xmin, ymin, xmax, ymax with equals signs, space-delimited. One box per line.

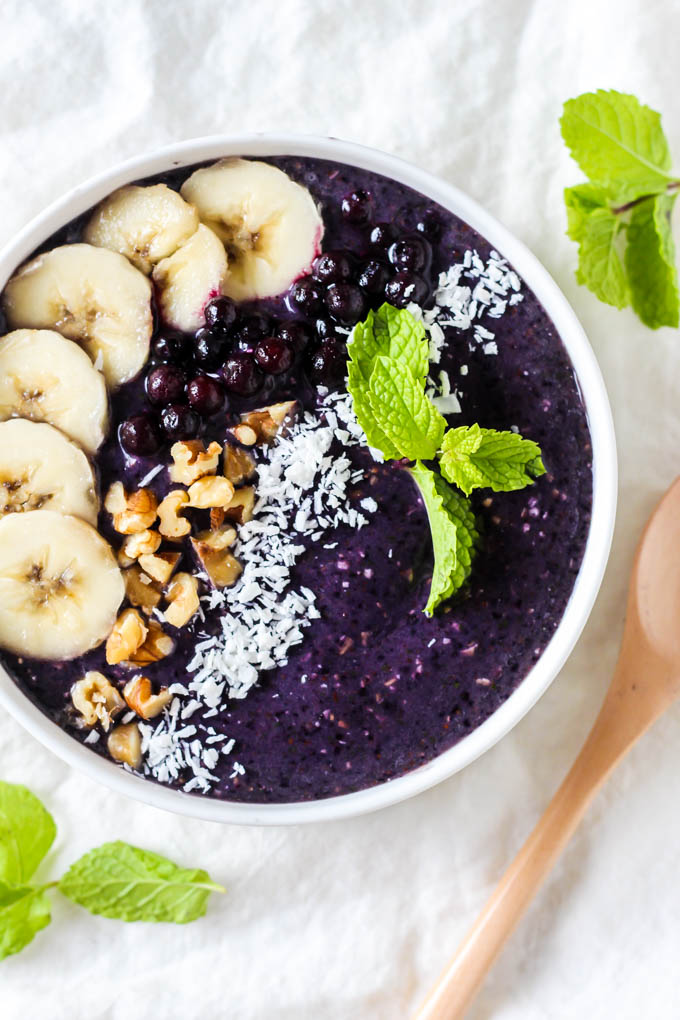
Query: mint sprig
xmin=347 ymin=304 xmax=545 ymax=614
xmin=561 ymin=89 xmax=680 ymax=328
xmin=0 ymin=781 xmax=224 ymax=961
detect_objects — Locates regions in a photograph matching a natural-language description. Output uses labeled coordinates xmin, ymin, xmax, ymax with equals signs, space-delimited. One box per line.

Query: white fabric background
xmin=1 ymin=1 xmax=679 ymax=1016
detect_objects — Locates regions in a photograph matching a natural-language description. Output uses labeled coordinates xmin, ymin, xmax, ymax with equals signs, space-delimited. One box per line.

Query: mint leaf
xmin=574 ymin=207 xmax=630 ymax=308
xmin=58 ymin=841 xmax=224 ymax=924
xmin=368 ymin=356 xmax=446 ymax=460
xmin=625 ymin=193 xmax=680 ymax=329
xmin=440 ymin=425 xmax=545 ymax=495
xmin=0 ymin=881 xmax=51 ymax=960
xmin=410 ymin=462 xmax=478 ymax=616
xmin=371 ymin=303 xmax=429 ymax=382
xmin=347 ymin=360 xmax=401 ymax=459
xmin=0 ymin=782 xmax=56 ymax=886
xmin=564 ymin=183 xmax=611 ymax=242
xmin=561 ymin=90 xmax=673 ymax=202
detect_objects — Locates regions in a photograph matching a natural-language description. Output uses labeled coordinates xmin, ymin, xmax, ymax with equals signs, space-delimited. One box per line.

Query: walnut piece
xmin=71 ymin=671 xmax=124 ymax=731
xmin=191 ymin=529 xmax=242 ymax=588
xmin=106 ymin=608 xmax=149 ymax=665
xmin=125 ymin=620 xmax=175 ymax=666
xmin=120 ymin=529 xmax=161 ymax=564
xmin=138 ymin=551 xmax=181 ymax=585
xmin=187 ymin=475 xmax=234 ymax=509
xmin=228 ymin=424 xmax=257 ymax=446
xmin=123 ymin=675 xmax=173 ymax=720
xmin=224 ymin=485 xmax=255 ymax=524
xmin=224 ymin=445 xmax=256 ymax=486
xmin=239 ymin=401 xmax=298 ymax=444
xmin=158 ymin=489 xmax=190 ymax=539
xmin=107 ymin=722 xmax=142 ymax=768
xmin=169 ymin=439 xmax=222 ymax=485
xmin=105 ymin=482 xmax=158 ymax=535
xmin=123 ymin=565 xmax=162 ymax=613
xmin=164 ymin=572 xmax=200 ymax=628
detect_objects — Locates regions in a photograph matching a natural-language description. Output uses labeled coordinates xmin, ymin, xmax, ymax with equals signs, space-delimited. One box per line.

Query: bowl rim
xmin=0 ymin=133 xmax=617 ymax=825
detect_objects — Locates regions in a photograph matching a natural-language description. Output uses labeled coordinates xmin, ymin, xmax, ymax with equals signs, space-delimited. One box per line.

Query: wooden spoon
xmin=416 ymin=478 xmax=680 ymax=1020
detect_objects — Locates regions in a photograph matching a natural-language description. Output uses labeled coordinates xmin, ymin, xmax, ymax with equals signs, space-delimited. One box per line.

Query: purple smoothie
xmin=2 ymin=156 xmax=592 ymax=803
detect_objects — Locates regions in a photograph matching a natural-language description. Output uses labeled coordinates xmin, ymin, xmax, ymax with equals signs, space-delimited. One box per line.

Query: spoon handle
xmin=415 ymin=667 xmax=666 ymax=1020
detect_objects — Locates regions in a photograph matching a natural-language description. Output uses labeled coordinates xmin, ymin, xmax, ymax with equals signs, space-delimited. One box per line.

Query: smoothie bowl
xmin=0 ymin=136 xmax=616 ymax=824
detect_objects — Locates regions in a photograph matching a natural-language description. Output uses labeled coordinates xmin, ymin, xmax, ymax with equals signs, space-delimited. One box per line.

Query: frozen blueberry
xmin=220 ymin=352 xmax=263 ymax=395
xmin=152 ymin=330 xmax=189 ymax=363
xmin=194 ymin=327 xmax=227 ymax=368
xmin=307 ymin=340 xmax=347 ymax=387
xmin=159 ymin=404 xmax=201 ymax=441
xmin=233 ymin=313 xmax=271 ymax=349
xmin=186 ymin=374 xmax=225 ymax=415
xmin=119 ymin=414 xmax=161 ymax=457
xmin=369 ymin=222 xmax=396 ymax=249
xmin=277 ymin=320 xmax=311 ymax=353
xmin=254 ymin=336 xmax=294 ymax=375
xmin=341 ymin=189 xmax=372 ymax=224
xmin=204 ymin=295 xmax=237 ymax=333
xmin=387 ymin=237 xmax=431 ymax=273
xmin=357 ymin=259 xmax=390 ymax=296
xmin=145 ymin=364 xmax=186 ymax=406
xmin=384 ymin=271 xmax=429 ymax=308
xmin=311 ymin=250 xmax=353 ymax=285
xmin=325 ymin=283 xmax=366 ymax=325
xmin=288 ymin=277 xmax=323 ymax=317
xmin=416 ymin=209 xmax=443 ymax=241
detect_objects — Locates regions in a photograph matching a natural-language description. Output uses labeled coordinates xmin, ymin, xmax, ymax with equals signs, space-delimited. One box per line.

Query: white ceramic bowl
xmin=0 ymin=135 xmax=617 ymax=825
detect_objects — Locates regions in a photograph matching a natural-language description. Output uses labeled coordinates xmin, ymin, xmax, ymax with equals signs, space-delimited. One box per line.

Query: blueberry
xmin=145 ymin=364 xmax=186 ymax=406
xmin=204 ymin=295 xmax=237 ymax=333
xmin=311 ymin=250 xmax=353 ymax=285
xmin=416 ymin=209 xmax=443 ymax=241
xmin=357 ymin=259 xmax=390 ymax=296
xmin=307 ymin=340 xmax=347 ymax=388
xmin=233 ymin=313 xmax=271 ymax=349
xmin=288 ymin=277 xmax=323 ymax=317
xmin=325 ymin=283 xmax=366 ymax=325
xmin=119 ymin=414 xmax=161 ymax=457
xmin=254 ymin=336 xmax=294 ymax=375
xmin=387 ymin=237 xmax=431 ymax=273
xmin=384 ymin=271 xmax=429 ymax=308
xmin=315 ymin=317 xmax=335 ymax=341
xmin=186 ymin=374 xmax=225 ymax=415
xmin=369 ymin=222 xmax=396 ymax=249
xmin=152 ymin=330 xmax=189 ymax=363
xmin=341 ymin=189 xmax=372 ymax=224
xmin=277 ymin=320 xmax=311 ymax=353
xmin=159 ymin=403 xmax=201 ymax=441
xmin=194 ymin=327 xmax=227 ymax=368
xmin=220 ymin=352 xmax=263 ymax=395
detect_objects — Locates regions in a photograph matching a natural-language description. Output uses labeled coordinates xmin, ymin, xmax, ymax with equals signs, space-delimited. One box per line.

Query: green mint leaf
xmin=368 ymin=356 xmax=446 ymax=460
xmin=574 ymin=206 xmax=630 ymax=308
xmin=58 ymin=841 xmax=224 ymax=924
xmin=625 ymin=193 xmax=680 ymax=329
xmin=440 ymin=425 xmax=545 ymax=496
xmin=370 ymin=303 xmax=429 ymax=382
xmin=0 ymin=782 xmax=56 ymax=886
xmin=347 ymin=360 xmax=402 ymax=459
xmin=410 ymin=462 xmax=478 ymax=616
xmin=564 ymin=183 xmax=611 ymax=242
xmin=561 ymin=90 xmax=673 ymax=202
xmin=0 ymin=881 xmax=51 ymax=961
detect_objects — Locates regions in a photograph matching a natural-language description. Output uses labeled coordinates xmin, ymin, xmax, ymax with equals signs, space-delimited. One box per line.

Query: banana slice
xmin=84 ymin=184 xmax=199 ymax=274
xmin=2 ymin=243 xmax=152 ymax=388
xmin=180 ymin=158 xmax=323 ymax=302
xmin=0 ymin=420 xmax=99 ymax=525
xmin=0 ymin=510 xmax=125 ymax=660
xmin=152 ymin=223 xmax=227 ymax=332
xmin=0 ymin=330 xmax=108 ymax=455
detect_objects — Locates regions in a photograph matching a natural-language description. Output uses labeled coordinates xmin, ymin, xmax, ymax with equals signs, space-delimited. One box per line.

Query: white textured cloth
xmin=1 ymin=1 xmax=679 ymax=1016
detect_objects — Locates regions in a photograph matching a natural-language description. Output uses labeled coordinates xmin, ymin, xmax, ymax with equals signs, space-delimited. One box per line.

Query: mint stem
xmin=612 ymin=179 xmax=680 ymax=215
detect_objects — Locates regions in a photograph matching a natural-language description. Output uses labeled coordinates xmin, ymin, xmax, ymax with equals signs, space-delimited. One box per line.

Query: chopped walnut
xmin=169 ymin=439 xmax=222 ymax=485
xmin=123 ymin=675 xmax=173 ymax=720
xmin=120 ymin=529 xmax=161 ymax=564
xmin=224 ymin=445 xmax=256 ymax=486
xmin=187 ymin=475 xmax=234 ymax=509
xmin=158 ymin=489 xmax=190 ymax=539
xmin=106 ymin=608 xmax=149 ymax=665
xmin=105 ymin=483 xmax=158 ymax=535
xmin=107 ymin=722 xmax=142 ymax=768
xmin=210 ymin=506 xmax=226 ymax=530
xmin=138 ymin=550 xmax=181 ymax=585
xmin=71 ymin=671 xmax=124 ymax=731
xmin=228 ymin=423 xmax=257 ymax=446
xmin=239 ymin=400 xmax=298 ymax=444
xmin=123 ymin=564 xmax=162 ymax=613
xmin=125 ymin=620 xmax=175 ymax=666
xmin=224 ymin=485 xmax=255 ymax=524
xmin=192 ymin=529 xmax=242 ymax=588
xmin=164 ymin=572 xmax=200 ymax=628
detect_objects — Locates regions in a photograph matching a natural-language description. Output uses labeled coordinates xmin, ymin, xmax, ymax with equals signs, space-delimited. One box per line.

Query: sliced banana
xmin=180 ymin=158 xmax=323 ymax=302
xmin=0 ymin=330 xmax=108 ymax=455
xmin=0 ymin=510 xmax=125 ymax=660
xmin=0 ymin=420 xmax=99 ymax=525
xmin=84 ymin=183 xmax=199 ymax=274
xmin=2 ymin=243 xmax=152 ymax=388
xmin=152 ymin=223 xmax=227 ymax=332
